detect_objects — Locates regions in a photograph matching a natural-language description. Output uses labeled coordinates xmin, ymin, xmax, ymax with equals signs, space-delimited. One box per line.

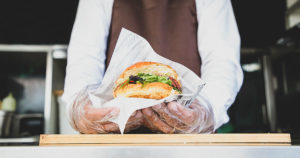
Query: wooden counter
xmin=40 ymin=134 xmax=291 ymax=146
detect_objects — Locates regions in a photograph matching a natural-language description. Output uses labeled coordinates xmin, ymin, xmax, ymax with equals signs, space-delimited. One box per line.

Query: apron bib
xmin=105 ymin=0 xmax=201 ymax=133
xmin=105 ymin=0 xmax=201 ymax=76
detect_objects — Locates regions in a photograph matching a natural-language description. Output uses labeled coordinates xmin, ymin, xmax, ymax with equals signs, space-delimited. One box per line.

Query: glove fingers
xmin=167 ymin=102 xmax=198 ymax=126
xmin=71 ymin=89 xmax=124 ymax=134
xmin=77 ymin=104 xmax=120 ymax=133
xmin=102 ymin=122 xmax=120 ymax=133
xmin=98 ymin=111 xmax=144 ymax=133
xmin=152 ymin=104 xmax=187 ymax=131
xmin=143 ymin=117 xmax=159 ymax=132
xmin=73 ymin=117 xmax=100 ymax=134
xmin=126 ymin=111 xmax=144 ymax=128
xmin=142 ymin=107 xmax=175 ymax=134
xmin=125 ymin=117 xmax=144 ymax=133
xmin=84 ymin=105 xmax=120 ymax=122
xmin=75 ymin=117 xmax=99 ymax=134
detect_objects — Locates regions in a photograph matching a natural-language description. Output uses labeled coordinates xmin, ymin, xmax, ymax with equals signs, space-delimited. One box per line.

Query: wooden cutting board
xmin=40 ymin=134 xmax=291 ymax=146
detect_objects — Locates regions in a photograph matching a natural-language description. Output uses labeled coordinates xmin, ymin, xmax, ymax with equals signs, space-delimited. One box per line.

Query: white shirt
xmin=63 ymin=0 xmax=243 ymax=130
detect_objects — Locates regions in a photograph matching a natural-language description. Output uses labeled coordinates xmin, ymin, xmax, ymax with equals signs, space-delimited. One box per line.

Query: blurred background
xmin=0 ymin=0 xmax=299 ymax=145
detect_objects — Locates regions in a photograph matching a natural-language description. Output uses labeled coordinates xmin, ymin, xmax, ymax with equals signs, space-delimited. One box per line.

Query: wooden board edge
xmin=39 ymin=143 xmax=291 ymax=147
xmin=40 ymin=134 xmax=291 ymax=145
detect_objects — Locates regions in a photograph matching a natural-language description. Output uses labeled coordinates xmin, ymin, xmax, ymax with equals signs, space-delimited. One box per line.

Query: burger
xmin=113 ymin=62 xmax=182 ymax=99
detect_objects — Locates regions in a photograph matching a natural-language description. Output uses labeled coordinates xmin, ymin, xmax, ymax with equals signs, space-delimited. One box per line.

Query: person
xmin=63 ymin=0 xmax=243 ymax=134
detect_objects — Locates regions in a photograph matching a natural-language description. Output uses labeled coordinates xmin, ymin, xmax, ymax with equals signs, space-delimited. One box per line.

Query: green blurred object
xmin=217 ymin=122 xmax=234 ymax=133
xmin=1 ymin=92 xmax=16 ymax=112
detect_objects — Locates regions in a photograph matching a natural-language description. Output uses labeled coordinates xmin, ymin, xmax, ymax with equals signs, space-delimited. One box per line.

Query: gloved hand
xmin=142 ymin=100 xmax=214 ymax=133
xmin=68 ymin=89 xmax=144 ymax=134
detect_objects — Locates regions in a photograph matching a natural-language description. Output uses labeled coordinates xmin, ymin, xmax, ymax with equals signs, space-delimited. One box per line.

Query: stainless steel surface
xmin=44 ymin=51 xmax=56 ymax=134
xmin=0 ymin=136 xmax=38 ymax=143
xmin=0 ymin=44 xmax=67 ymax=53
xmin=282 ymin=61 xmax=289 ymax=95
xmin=53 ymin=49 xmax=67 ymax=59
xmin=0 ymin=146 xmax=300 ymax=158
xmin=0 ymin=111 xmax=14 ymax=137
xmin=262 ymin=55 xmax=277 ymax=132
xmin=0 ymin=45 xmax=272 ymax=56
xmin=241 ymin=47 xmax=269 ymax=55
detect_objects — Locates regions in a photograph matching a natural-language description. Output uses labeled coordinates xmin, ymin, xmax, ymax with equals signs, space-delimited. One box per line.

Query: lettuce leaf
xmin=119 ymin=73 xmax=180 ymax=92
xmin=137 ymin=73 xmax=171 ymax=86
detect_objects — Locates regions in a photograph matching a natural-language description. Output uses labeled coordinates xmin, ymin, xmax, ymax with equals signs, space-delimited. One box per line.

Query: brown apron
xmin=105 ymin=0 xmax=202 ymax=76
xmin=105 ymin=0 xmax=201 ymax=133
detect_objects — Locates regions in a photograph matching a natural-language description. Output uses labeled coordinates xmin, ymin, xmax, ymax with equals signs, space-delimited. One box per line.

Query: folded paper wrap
xmin=80 ymin=28 xmax=206 ymax=133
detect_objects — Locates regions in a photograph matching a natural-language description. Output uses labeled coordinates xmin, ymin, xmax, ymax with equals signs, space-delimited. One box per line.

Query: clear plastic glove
xmin=142 ymin=100 xmax=214 ymax=134
xmin=68 ymin=88 xmax=144 ymax=134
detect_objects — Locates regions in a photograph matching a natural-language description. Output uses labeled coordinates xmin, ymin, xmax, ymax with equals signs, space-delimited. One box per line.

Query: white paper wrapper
xmin=89 ymin=28 xmax=205 ymax=133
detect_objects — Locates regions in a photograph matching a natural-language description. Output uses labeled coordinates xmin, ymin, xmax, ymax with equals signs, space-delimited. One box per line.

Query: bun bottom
xmin=113 ymin=82 xmax=179 ymax=100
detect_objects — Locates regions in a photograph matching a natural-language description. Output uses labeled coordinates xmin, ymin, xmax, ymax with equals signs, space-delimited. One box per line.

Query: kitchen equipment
xmin=11 ymin=113 xmax=44 ymax=138
xmin=277 ymin=23 xmax=300 ymax=47
xmin=0 ymin=110 xmax=14 ymax=137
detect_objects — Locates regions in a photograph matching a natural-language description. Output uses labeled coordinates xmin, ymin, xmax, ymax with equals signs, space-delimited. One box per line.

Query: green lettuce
xmin=119 ymin=73 xmax=181 ymax=92
xmin=137 ymin=73 xmax=172 ymax=86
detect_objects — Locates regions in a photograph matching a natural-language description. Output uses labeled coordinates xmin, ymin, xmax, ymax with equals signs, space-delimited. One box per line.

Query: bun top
xmin=115 ymin=62 xmax=179 ymax=87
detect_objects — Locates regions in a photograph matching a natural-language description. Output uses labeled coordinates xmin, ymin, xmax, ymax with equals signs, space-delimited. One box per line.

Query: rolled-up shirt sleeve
xmin=195 ymin=0 xmax=244 ymax=130
xmin=62 ymin=0 xmax=113 ymax=105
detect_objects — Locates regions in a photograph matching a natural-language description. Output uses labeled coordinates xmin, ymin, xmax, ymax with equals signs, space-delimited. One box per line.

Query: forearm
xmin=196 ymin=0 xmax=243 ymax=130
xmin=62 ymin=0 xmax=114 ymax=133
xmin=62 ymin=0 xmax=113 ymax=104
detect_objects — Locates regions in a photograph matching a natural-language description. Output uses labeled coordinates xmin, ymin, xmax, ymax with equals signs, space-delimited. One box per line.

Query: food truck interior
xmin=0 ymin=0 xmax=300 ymax=146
